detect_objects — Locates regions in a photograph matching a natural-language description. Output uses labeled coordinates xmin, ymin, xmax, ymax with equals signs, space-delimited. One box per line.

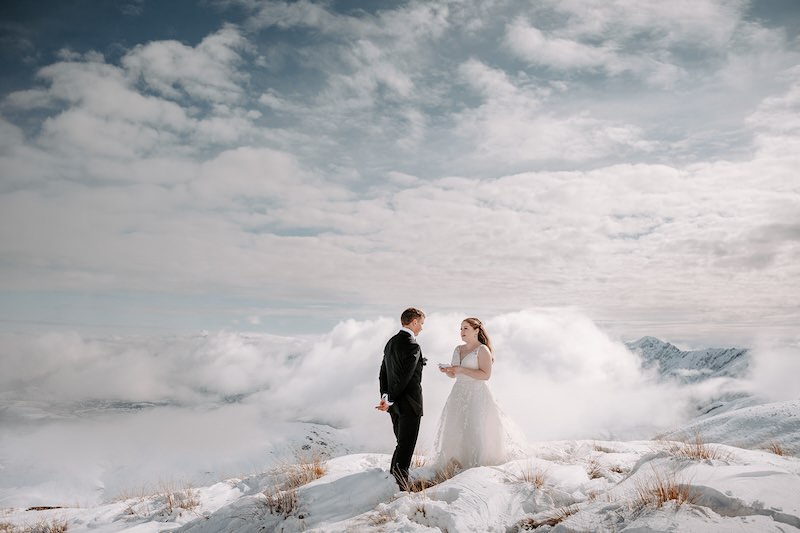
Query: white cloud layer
xmin=0 ymin=0 xmax=799 ymax=343
xmin=0 ymin=310 xmax=743 ymax=444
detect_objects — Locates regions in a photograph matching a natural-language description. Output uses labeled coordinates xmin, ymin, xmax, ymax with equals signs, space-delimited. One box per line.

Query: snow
xmin=3 ymin=433 xmax=798 ymax=532
xmin=661 ymin=399 xmax=800 ymax=455
xmin=626 ymin=336 xmax=750 ymax=383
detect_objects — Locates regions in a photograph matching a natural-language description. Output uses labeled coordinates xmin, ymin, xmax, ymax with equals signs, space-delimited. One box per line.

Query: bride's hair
xmin=464 ymin=317 xmax=493 ymax=358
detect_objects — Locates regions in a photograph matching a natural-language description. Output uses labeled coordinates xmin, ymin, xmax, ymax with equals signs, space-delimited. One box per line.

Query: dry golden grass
xmin=507 ymin=463 xmax=547 ymax=488
xmin=632 ymin=468 xmax=696 ymax=510
xmin=400 ymin=461 xmax=461 ymax=493
xmin=0 ymin=519 xmax=69 ymax=533
xmin=278 ymin=449 xmax=328 ymax=490
xmin=666 ymin=432 xmax=732 ymax=461
xmin=516 ymin=505 xmax=578 ymax=530
xmin=767 ymin=441 xmax=786 ymax=456
xmin=260 ymin=449 xmax=328 ymax=519
xmin=111 ymin=482 xmax=199 ymax=518
xmin=411 ymin=448 xmax=428 ymax=468
xmin=263 ymin=488 xmax=298 ymax=518
xmin=585 ymin=458 xmax=603 ymax=480
xmin=161 ymin=484 xmax=200 ymax=514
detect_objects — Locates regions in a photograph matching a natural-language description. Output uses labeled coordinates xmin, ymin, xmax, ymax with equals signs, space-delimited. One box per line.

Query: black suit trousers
xmin=389 ymin=409 xmax=421 ymax=488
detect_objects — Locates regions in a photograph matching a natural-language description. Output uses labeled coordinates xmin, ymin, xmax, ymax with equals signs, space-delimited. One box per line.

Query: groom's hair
xmin=401 ymin=308 xmax=425 ymax=325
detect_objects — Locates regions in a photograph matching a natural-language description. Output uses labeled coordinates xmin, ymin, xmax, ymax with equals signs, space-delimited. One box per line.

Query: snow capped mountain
xmin=627 ymin=336 xmax=750 ymax=383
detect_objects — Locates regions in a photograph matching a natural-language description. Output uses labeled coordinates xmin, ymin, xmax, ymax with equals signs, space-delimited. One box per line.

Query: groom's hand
xmin=376 ymin=394 xmax=392 ymax=411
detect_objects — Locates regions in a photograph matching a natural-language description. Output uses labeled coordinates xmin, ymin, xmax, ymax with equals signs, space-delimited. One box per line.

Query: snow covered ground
xmin=2 ymin=431 xmax=799 ymax=532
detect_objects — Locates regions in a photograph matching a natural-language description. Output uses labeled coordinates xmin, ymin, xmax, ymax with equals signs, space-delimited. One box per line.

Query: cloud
xmin=746 ymin=338 xmax=800 ymax=402
xmin=3 ymin=26 xmax=259 ymax=163
xmin=747 ymin=66 xmax=800 ymax=156
xmin=122 ymin=25 xmax=251 ymax=105
xmin=0 ymin=2 xmax=799 ymax=341
xmin=505 ymin=19 xmax=624 ymax=73
xmin=0 ymin=310 xmax=702 ymax=448
xmin=547 ymin=0 xmax=744 ymax=47
xmin=503 ymin=0 xmax=749 ymax=86
xmin=454 ymin=59 xmax=657 ymax=163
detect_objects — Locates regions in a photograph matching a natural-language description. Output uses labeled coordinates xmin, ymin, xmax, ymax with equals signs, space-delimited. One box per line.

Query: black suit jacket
xmin=379 ymin=330 xmax=425 ymax=417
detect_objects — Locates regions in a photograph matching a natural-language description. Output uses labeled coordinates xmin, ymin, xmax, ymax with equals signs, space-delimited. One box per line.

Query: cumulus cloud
xmin=3 ymin=26 xmax=258 ymax=163
xmin=505 ymin=19 xmax=625 ymax=73
xmin=122 ymin=25 xmax=251 ymax=105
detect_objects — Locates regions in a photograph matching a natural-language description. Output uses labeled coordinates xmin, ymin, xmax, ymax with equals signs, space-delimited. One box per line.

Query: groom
xmin=377 ymin=307 xmax=426 ymax=489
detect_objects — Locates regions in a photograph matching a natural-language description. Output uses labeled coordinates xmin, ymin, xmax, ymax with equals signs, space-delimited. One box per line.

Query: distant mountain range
xmin=626 ymin=336 xmax=750 ymax=383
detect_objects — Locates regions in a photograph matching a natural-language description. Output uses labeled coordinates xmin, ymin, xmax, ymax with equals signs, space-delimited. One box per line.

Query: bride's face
xmin=460 ymin=321 xmax=478 ymax=343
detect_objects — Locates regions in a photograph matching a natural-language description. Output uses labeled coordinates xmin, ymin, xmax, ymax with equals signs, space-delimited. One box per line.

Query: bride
xmin=433 ymin=317 xmax=526 ymax=469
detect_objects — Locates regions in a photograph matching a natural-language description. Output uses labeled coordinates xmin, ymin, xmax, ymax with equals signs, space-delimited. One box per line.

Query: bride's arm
xmin=453 ymin=346 xmax=492 ymax=380
xmin=440 ymin=346 xmax=459 ymax=378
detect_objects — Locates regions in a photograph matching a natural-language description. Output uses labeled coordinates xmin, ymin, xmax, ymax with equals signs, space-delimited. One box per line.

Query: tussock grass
xmin=0 ymin=519 xmax=69 ymax=533
xmin=278 ymin=449 xmax=328 ymax=490
xmin=411 ymin=447 xmax=428 ymax=468
xmin=264 ymin=488 xmax=298 ymax=518
xmin=767 ymin=441 xmax=786 ymax=456
xmin=507 ymin=463 xmax=547 ymax=488
xmin=111 ymin=482 xmax=199 ymax=518
xmin=161 ymin=483 xmax=200 ymax=514
xmin=516 ymin=505 xmax=578 ymax=530
xmin=400 ymin=461 xmax=460 ymax=493
xmin=666 ymin=432 xmax=732 ymax=461
xmin=632 ymin=468 xmax=696 ymax=510
xmin=260 ymin=448 xmax=328 ymax=518
xmin=585 ymin=458 xmax=603 ymax=479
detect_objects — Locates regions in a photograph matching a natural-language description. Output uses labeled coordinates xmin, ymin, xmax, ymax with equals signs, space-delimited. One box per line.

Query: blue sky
xmin=0 ymin=0 xmax=798 ymax=343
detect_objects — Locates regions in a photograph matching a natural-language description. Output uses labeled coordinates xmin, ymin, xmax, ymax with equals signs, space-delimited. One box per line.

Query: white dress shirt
xmin=400 ymin=326 xmax=417 ymax=341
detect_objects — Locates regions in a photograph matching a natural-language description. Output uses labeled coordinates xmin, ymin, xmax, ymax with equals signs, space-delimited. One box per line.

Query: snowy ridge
xmin=662 ymin=399 xmax=800 ymax=455
xmin=627 ymin=336 xmax=750 ymax=383
xmin=4 ymin=441 xmax=799 ymax=532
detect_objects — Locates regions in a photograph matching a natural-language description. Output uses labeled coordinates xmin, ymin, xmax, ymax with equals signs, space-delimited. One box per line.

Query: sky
xmin=1 ymin=0 xmax=799 ymax=344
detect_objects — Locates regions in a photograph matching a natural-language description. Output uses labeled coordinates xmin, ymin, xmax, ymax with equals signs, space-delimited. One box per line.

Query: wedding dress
xmin=432 ymin=345 xmax=526 ymax=469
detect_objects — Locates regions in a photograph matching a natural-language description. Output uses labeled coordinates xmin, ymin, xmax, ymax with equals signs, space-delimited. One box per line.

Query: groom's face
xmin=409 ymin=317 xmax=425 ymax=336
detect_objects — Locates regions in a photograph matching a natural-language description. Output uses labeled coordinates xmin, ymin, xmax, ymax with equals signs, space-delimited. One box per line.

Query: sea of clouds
xmin=1 ymin=309 xmax=798 ymax=506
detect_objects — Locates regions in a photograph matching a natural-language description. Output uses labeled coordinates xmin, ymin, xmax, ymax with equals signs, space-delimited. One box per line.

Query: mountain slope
xmin=627 ymin=336 xmax=750 ymax=383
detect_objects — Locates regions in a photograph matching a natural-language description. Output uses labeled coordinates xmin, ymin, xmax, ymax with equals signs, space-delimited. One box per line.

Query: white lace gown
xmin=432 ymin=345 xmax=526 ymax=469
